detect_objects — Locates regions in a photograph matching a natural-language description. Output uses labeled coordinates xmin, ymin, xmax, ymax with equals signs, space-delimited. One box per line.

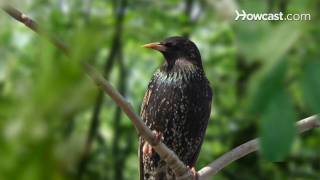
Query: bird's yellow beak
xmin=142 ymin=42 xmax=167 ymax=52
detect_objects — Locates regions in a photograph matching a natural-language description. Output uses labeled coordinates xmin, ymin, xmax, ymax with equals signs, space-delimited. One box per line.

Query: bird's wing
xmin=191 ymin=101 xmax=211 ymax=166
xmin=189 ymin=84 xmax=213 ymax=166
xmin=139 ymin=137 xmax=144 ymax=180
xmin=139 ymin=85 xmax=153 ymax=180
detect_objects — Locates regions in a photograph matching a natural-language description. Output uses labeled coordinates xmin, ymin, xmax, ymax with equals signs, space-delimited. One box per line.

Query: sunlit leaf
xmin=254 ymin=22 xmax=302 ymax=62
xmin=235 ymin=21 xmax=302 ymax=63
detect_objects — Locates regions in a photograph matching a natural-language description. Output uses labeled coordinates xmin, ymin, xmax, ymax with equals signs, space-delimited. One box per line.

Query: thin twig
xmin=198 ymin=115 xmax=320 ymax=180
xmin=2 ymin=5 xmax=69 ymax=55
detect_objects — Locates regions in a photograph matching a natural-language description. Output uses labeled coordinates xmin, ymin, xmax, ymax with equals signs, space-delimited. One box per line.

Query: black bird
xmin=139 ymin=36 xmax=212 ymax=180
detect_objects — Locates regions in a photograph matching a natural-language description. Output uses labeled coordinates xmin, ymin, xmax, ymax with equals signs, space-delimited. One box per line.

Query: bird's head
xmin=143 ymin=36 xmax=202 ymax=69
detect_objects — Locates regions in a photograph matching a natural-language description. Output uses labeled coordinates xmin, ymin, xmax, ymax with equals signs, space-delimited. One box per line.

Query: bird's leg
xmin=152 ymin=130 xmax=164 ymax=143
xmin=142 ymin=142 xmax=153 ymax=154
xmin=142 ymin=130 xmax=163 ymax=155
xmin=187 ymin=166 xmax=199 ymax=180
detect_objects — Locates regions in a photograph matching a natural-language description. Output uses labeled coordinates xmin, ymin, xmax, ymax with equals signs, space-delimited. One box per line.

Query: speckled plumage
xmin=139 ymin=37 xmax=212 ymax=180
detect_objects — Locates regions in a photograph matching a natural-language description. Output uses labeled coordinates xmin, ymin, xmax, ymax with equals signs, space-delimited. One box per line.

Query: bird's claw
xmin=143 ymin=130 xmax=163 ymax=155
xmin=187 ymin=166 xmax=199 ymax=180
xmin=152 ymin=130 xmax=164 ymax=144
xmin=142 ymin=142 xmax=153 ymax=155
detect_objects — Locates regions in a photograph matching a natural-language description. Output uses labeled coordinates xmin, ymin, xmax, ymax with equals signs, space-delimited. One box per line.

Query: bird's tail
xmin=154 ymin=165 xmax=169 ymax=180
xmin=145 ymin=164 xmax=175 ymax=180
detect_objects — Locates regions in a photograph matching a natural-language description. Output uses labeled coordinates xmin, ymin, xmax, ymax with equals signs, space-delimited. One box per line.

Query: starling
xmin=139 ymin=36 xmax=212 ymax=180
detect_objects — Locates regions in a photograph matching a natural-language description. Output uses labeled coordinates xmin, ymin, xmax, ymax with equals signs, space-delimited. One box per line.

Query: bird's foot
xmin=152 ymin=130 xmax=164 ymax=144
xmin=142 ymin=142 xmax=153 ymax=154
xmin=143 ymin=130 xmax=163 ymax=155
xmin=187 ymin=166 xmax=199 ymax=180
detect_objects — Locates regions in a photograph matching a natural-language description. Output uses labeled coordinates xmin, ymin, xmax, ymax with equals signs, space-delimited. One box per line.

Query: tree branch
xmin=83 ymin=64 xmax=193 ymax=179
xmin=197 ymin=115 xmax=320 ymax=180
xmin=2 ymin=5 xmax=69 ymax=55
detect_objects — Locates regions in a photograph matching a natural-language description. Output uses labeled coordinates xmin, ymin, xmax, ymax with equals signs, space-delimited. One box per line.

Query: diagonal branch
xmin=83 ymin=64 xmax=193 ymax=179
xmin=197 ymin=115 xmax=320 ymax=180
xmin=2 ymin=5 xmax=69 ymax=55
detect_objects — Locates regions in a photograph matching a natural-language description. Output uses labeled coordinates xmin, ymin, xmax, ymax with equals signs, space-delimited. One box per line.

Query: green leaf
xmin=260 ymin=90 xmax=297 ymax=161
xmin=301 ymin=59 xmax=320 ymax=113
xmin=235 ymin=21 xmax=271 ymax=62
xmin=254 ymin=22 xmax=302 ymax=62
xmin=235 ymin=21 xmax=302 ymax=63
xmin=248 ymin=59 xmax=287 ymax=114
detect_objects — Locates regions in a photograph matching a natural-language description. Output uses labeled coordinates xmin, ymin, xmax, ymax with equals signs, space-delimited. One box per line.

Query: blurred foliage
xmin=0 ymin=0 xmax=320 ymax=180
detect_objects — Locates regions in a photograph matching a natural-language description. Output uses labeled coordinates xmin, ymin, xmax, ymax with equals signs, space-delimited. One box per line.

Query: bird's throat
xmin=162 ymin=58 xmax=199 ymax=73
xmin=156 ymin=59 xmax=201 ymax=84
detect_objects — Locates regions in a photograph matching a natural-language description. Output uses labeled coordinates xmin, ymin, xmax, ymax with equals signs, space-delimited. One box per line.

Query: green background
xmin=0 ymin=0 xmax=319 ymax=179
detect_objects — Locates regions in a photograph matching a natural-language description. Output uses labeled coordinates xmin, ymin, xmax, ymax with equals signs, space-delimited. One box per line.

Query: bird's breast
xmin=144 ymin=67 xmax=211 ymax=126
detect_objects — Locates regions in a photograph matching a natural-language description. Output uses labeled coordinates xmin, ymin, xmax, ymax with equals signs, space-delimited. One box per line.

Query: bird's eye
xmin=165 ymin=42 xmax=173 ymax=47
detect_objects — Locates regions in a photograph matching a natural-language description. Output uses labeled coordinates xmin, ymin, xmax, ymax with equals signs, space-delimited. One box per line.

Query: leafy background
xmin=0 ymin=0 xmax=319 ymax=179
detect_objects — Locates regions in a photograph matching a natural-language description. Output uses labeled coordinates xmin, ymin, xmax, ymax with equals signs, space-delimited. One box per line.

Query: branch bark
xmin=197 ymin=115 xmax=320 ymax=180
xmin=2 ymin=5 xmax=69 ymax=55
